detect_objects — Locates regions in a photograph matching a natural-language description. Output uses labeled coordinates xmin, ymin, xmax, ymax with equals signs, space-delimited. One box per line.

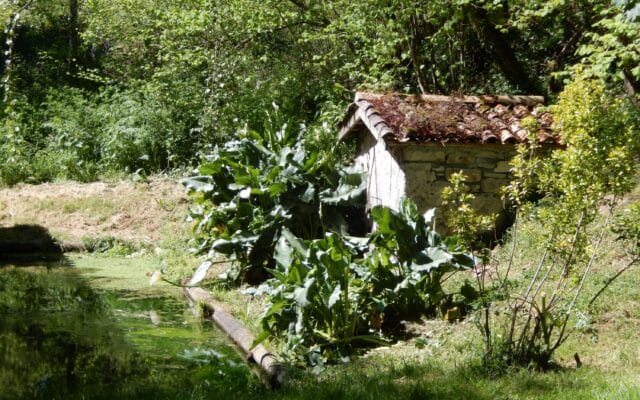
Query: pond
xmin=0 ymin=259 xmax=260 ymax=400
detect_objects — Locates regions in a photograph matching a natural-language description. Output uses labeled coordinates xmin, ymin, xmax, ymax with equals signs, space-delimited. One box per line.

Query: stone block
xmin=446 ymin=168 xmax=482 ymax=183
xmin=495 ymin=161 xmax=513 ymax=173
xmin=404 ymin=147 xmax=446 ymax=162
xmin=471 ymin=149 xmax=502 ymax=159
xmin=471 ymin=195 xmax=504 ymax=214
xmin=446 ymin=152 xmax=476 ymax=164
xmin=429 ymin=180 xmax=451 ymax=194
xmin=404 ymin=168 xmax=436 ymax=185
xmin=484 ymin=172 xmax=509 ymax=179
xmin=477 ymin=161 xmax=497 ymax=170
xmin=407 ymin=186 xmax=443 ymax=207
xmin=481 ymin=178 xmax=509 ymax=194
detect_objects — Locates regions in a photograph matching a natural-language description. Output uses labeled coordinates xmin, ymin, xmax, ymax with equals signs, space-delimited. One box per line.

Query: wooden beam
xmin=183 ymin=287 xmax=286 ymax=387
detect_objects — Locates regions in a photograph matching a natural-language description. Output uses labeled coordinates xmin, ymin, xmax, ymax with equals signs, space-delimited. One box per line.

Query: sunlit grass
xmin=3 ymin=175 xmax=638 ymax=399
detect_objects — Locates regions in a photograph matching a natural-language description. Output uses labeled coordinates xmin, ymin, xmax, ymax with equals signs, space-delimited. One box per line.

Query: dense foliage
xmin=179 ymin=116 xmax=477 ymax=363
xmin=2 ymin=0 xmax=640 ymax=378
xmin=253 ymin=200 xmax=474 ymax=365
xmin=183 ymin=122 xmax=365 ymax=283
xmin=1 ymin=0 xmax=639 ymax=183
xmin=455 ymin=75 xmax=640 ymax=370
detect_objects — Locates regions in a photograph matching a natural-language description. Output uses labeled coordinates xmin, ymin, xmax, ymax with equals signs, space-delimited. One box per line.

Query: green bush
xmin=0 ymin=84 xmax=204 ymax=185
xmin=253 ymin=200 xmax=474 ymax=366
xmin=471 ymin=74 xmax=640 ymax=371
xmin=180 ymin=120 xmax=475 ymax=364
xmin=183 ymin=122 xmax=365 ymax=283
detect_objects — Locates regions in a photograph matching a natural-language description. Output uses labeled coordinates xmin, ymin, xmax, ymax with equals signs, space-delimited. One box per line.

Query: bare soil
xmin=0 ymin=177 xmax=191 ymax=245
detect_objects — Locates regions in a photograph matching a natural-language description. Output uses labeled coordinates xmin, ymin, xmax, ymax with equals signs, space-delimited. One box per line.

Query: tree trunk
xmin=408 ymin=15 xmax=428 ymax=94
xmin=623 ymin=68 xmax=639 ymax=104
xmin=68 ymin=0 xmax=79 ymax=74
xmin=465 ymin=5 xmax=545 ymax=96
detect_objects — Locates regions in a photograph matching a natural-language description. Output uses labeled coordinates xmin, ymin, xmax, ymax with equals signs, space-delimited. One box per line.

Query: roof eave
xmin=338 ymin=103 xmax=361 ymax=141
xmin=338 ymin=98 xmax=396 ymax=142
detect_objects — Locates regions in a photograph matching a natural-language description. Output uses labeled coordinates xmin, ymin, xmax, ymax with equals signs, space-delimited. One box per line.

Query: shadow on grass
xmin=0 ymin=224 xmax=70 ymax=266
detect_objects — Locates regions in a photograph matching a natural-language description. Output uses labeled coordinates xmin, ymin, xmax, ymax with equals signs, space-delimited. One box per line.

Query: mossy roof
xmin=339 ymin=92 xmax=558 ymax=145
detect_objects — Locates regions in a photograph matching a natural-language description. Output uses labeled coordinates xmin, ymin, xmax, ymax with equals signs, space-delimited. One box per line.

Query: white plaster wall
xmin=354 ymin=133 xmax=406 ymax=212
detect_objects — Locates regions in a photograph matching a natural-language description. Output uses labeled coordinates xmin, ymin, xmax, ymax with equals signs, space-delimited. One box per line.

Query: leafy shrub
xmin=468 ymin=74 xmax=640 ymax=370
xmin=367 ymin=200 xmax=476 ymax=320
xmin=0 ymin=83 xmax=203 ymax=185
xmin=182 ymin=121 xmax=475 ymax=364
xmin=254 ymin=230 xmax=386 ymax=364
xmin=43 ymin=86 xmax=198 ymax=175
xmin=253 ymin=200 xmax=474 ymax=365
xmin=183 ymin=123 xmax=365 ymax=283
xmin=441 ymin=171 xmax=496 ymax=249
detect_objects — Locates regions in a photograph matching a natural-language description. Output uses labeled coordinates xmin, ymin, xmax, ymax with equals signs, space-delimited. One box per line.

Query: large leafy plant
xmin=254 ymin=200 xmax=474 ymax=365
xmin=367 ymin=199 xmax=476 ymax=320
xmin=183 ymin=123 xmax=365 ymax=283
xmin=254 ymin=229 xmax=385 ymax=363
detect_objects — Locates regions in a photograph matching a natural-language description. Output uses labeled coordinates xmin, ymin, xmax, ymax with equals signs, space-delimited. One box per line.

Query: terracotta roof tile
xmin=339 ymin=92 xmax=558 ymax=145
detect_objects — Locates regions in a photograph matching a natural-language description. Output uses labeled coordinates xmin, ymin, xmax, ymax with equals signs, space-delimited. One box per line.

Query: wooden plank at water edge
xmin=183 ymin=287 xmax=286 ymax=387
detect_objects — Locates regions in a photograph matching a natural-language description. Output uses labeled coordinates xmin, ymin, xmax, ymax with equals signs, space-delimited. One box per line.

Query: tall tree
xmin=68 ymin=0 xmax=79 ymax=74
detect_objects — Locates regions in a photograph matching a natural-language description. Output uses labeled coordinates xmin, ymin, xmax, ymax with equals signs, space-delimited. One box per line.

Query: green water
xmin=0 ymin=262 xmax=258 ymax=400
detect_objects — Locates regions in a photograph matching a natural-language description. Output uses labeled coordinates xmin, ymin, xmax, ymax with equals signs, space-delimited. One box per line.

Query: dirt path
xmin=0 ymin=177 xmax=191 ymax=245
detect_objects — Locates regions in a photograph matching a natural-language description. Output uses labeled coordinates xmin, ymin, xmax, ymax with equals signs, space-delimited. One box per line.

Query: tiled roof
xmin=339 ymin=92 xmax=558 ymax=145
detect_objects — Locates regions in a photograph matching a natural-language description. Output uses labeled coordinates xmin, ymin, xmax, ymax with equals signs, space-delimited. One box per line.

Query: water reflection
xmin=0 ymin=265 xmax=255 ymax=400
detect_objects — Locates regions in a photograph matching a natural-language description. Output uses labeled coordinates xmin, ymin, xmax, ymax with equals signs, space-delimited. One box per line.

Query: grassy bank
xmin=1 ymin=177 xmax=638 ymax=399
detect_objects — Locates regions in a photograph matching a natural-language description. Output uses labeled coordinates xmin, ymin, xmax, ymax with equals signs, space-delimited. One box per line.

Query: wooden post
xmin=183 ymin=287 xmax=286 ymax=387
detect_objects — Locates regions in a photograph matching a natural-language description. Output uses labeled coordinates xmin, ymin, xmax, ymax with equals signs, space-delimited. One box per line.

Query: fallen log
xmin=183 ymin=287 xmax=286 ymax=387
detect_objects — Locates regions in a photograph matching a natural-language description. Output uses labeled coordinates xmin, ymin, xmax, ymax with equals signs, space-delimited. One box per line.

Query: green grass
xmin=4 ymin=176 xmax=638 ymax=399
xmin=22 ymin=230 xmax=637 ymax=400
xmin=274 ymin=359 xmax=640 ymax=400
xmin=71 ymin=254 xmax=180 ymax=296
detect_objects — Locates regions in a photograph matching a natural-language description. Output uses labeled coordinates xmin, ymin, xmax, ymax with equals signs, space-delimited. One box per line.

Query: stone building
xmin=338 ymin=92 xmax=559 ymax=234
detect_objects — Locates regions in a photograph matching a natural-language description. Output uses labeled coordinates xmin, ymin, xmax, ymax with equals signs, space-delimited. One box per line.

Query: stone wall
xmin=395 ymin=143 xmax=518 ymax=232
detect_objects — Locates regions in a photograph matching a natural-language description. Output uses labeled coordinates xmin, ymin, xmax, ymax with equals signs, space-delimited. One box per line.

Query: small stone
xmin=446 ymin=168 xmax=482 ymax=183
xmin=495 ymin=161 xmax=513 ymax=173
xmin=481 ymin=178 xmax=509 ymax=193
xmin=404 ymin=147 xmax=446 ymax=162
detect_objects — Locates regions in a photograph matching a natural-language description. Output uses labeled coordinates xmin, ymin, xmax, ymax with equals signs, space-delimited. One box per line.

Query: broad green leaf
xmin=281 ymin=227 xmax=307 ymax=255
xmin=300 ymin=184 xmax=315 ymax=203
xmin=294 ymin=277 xmax=315 ymax=307
xmin=239 ymin=187 xmax=251 ymax=199
xmin=186 ymin=260 xmax=212 ymax=286
xmin=181 ymin=177 xmax=214 ymax=192
xmin=251 ymin=330 xmax=271 ymax=349
xmin=423 ymin=208 xmax=436 ymax=223
xmin=274 ymin=235 xmax=293 ymax=269
xmin=327 ymin=284 xmax=342 ymax=308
